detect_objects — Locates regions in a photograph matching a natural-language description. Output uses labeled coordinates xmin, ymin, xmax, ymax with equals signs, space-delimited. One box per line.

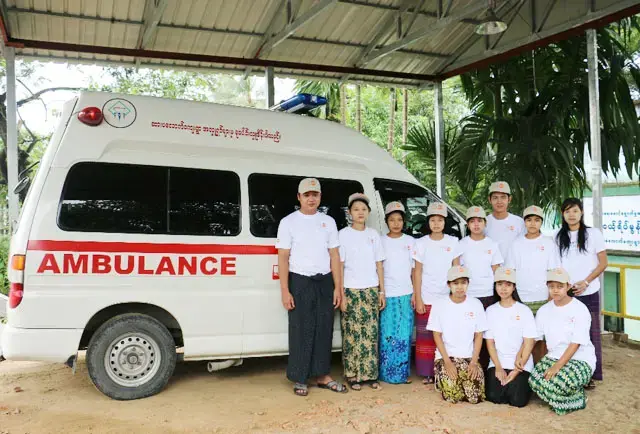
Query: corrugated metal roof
xmin=1 ymin=0 xmax=639 ymax=87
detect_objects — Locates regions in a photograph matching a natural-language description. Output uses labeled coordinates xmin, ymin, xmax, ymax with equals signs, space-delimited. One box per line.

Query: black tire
xmin=86 ymin=313 xmax=177 ymax=400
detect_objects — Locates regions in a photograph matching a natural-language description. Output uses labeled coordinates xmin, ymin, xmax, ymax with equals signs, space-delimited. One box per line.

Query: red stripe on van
xmin=27 ymin=240 xmax=278 ymax=255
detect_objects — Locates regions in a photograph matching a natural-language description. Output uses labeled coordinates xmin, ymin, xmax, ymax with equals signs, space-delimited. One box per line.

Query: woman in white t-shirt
xmin=413 ymin=202 xmax=461 ymax=384
xmin=379 ymin=201 xmax=416 ymax=384
xmin=339 ymin=193 xmax=386 ymax=391
xmin=528 ymin=268 xmax=596 ymax=415
xmin=427 ymin=266 xmax=487 ymax=404
xmin=458 ymin=206 xmax=504 ymax=309
xmin=484 ymin=267 xmax=536 ymax=408
xmin=555 ymin=198 xmax=607 ymax=385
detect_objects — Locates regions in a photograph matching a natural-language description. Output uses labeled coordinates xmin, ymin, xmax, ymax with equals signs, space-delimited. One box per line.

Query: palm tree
xmin=407 ymin=17 xmax=640 ymax=214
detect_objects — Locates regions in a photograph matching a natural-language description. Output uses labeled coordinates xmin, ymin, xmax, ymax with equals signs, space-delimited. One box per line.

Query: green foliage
xmin=0 ymin=236 xmax=9 ymax=296
xmin=90 ymin=67 xmax=265 ymax=108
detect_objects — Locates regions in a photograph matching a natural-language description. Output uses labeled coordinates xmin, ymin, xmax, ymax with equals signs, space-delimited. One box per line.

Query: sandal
xmin=584 ymin=379 xmax=596 ymax=390
xmin=293 ymin=383 xmax=308 ymax=396
xmin=368 ymin=381 xmax=382 ymax=390
xmin=348 ymin=380 xmax=362 ymax=391
xmin=317 ymin=380 xmax=348 ymax=394
xmin=422 ymin=376 xmax=434 ymax=385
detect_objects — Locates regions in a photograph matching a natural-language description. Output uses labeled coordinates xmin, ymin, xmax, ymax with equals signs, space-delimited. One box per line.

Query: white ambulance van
xmin=2 ymin=92 xmax=464 ymax=400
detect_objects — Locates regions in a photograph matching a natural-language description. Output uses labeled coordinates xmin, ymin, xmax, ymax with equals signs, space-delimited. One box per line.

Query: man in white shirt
xmin=276 ymin=178 xmax=346 ymax=396
xmin=485 ymin=181 xmax=525 ymax=258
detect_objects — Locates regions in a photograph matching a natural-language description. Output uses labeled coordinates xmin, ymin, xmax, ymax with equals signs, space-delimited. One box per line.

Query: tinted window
xmin=249 ymin=174 xmax=364 ymax=237
xmin=59 ymin=162 xmax=240 ymax=236
xmin=374 ymin=178 xmax=463 ymax=239
xmin=59 ymin=163 xmax=167 ymax=234
xmin=169 ymin=167 xmax=240 ymax=236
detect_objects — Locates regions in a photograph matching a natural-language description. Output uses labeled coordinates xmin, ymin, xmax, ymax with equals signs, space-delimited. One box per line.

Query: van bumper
xmin=1 ymin=326 xmax=82 ymax=363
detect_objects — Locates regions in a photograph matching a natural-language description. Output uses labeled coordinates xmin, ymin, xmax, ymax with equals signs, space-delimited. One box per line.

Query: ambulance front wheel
xmin=86 ymin=313 xmax=177 ymax=400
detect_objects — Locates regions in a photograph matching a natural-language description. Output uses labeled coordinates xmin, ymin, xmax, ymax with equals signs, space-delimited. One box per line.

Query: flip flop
xmin=317 ymin=380 xmax=348 ymax=394
xmin=368 ymin=381 xmax=382 ymax=390
xmin=422 ymin=376 xmax=434 ymax=385
xmin=293 ymin=383 xmax=308 ymax=396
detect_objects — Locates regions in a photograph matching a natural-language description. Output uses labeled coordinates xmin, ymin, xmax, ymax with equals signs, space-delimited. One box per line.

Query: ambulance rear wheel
xmin=86 ymin=313 xmax=176 ymax=400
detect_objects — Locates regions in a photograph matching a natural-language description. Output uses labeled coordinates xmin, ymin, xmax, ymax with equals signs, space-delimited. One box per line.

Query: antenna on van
xmin=270 ymin=93 xmax=327 ymax=115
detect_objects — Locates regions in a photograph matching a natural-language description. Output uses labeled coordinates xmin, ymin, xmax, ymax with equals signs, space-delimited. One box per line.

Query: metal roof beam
xmin=17 ymin=53 xmax=424 ymax=88
xmin=351 ymin=0 xmax=421 ymax=69
xmin=361 ymin=1 xmax=491 ymax=66
xmin=259 ymin=0 xmax=338 ymax=56
xmin=338 ymin=0 xmax=481 ymax=24
xmin=7 ymin=38 xmax=437 ymax=82
xmin=433 ymin=0 xmax=520 ymax=74
xmin=137 ymin=0 xmax=168 ymax=49
xmin=243 ymin=0 xmax=289 ymax=80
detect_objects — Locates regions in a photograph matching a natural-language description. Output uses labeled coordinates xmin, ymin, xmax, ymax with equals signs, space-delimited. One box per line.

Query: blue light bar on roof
xmin=270 ymin=93 xmax=327 ymax=114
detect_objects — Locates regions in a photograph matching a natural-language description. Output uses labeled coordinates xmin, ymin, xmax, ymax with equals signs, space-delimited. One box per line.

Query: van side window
xmin=59 ymin=163 xmax=167 ymax=234
xmin=374 ymin=178 xmax=463 ymax=239
xmin=59 ymin=162 xmax=241 ymax=236
xmin=249 ymin=174 xmax=363 ymax=238
xmin=169 ymin=167 xmax=240 ymax=236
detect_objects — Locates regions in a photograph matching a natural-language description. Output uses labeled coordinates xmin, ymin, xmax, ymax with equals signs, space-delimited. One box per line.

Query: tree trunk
xmin=402 ymin=88 xmax=408 ymax=165
xmin=387 ymin=88 xmax=396 ymax=154
xmin=340 ymin=84 xmax=347 ymax=125
xmin=356 ymin=84 xmax=362 ymax=132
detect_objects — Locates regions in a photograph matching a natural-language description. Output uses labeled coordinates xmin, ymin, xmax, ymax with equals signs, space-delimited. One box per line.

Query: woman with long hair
xmin=555 ymin=198 xmax=607 ymax=386
xmin=484 ymin=267 xmax=536 ymax=408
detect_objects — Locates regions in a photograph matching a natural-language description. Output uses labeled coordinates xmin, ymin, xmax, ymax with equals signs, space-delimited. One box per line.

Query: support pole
xmin=265 ymin=67 xmax=275 ymax=108
xmin=356 ymin=84 xmax=362 ymax=132
xmin=5 ymin=47 xmax=19 ymax=231
xmin=402 ymin=88 xmax=408 ymax=166
xmin=434 ymin=80 xmax=445 ymax=199
xmin=587 ymin=28 xmax=604 ymax=332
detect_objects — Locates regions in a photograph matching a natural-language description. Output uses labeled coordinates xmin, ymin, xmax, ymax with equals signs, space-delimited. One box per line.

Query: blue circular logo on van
xmin=102 ymin=98 xmax=137 ymax=128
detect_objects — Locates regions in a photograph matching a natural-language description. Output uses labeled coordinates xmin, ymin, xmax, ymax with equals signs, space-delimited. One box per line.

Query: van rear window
xmin=249 ymin=174 xmax=363 ymax=238
xmin=58 ymin=162 xmax=240 ymax=236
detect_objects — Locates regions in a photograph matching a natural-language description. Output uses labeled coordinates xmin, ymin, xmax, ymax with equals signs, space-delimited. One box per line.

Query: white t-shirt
xmin=484 ymin=302 xmax=537 ymax=372
xmin=413 ymin=234 xmax=461 ymax=305
xmin=535 ymin=298 xmax=596 ymax=374
xmin=339 ymin=227 xmax=386 ymax=289
xmin=276 ymin=211 xmax=339 ymax=276
xmin=486 ymin=213 xmax=525 ymax=258
xmin=506 ymin=235 xmax=561 ymax=302
xmin=382 ymin=234 xmax=416 ymax=298
xmin=458 ymin=236 xmax=504 ymax=298
xmin=427 ymin=296 xmax=488 ymax=360
xmin=558 ymin=228 xmax=606 ymax=296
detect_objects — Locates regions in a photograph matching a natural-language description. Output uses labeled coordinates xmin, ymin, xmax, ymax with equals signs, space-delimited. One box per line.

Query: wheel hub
xmin=104 ymin=332 xmax=161 ymax=387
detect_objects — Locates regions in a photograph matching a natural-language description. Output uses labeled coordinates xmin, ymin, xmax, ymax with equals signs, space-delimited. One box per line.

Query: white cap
xmin=447 ymin=265 xmax=471 ymax=282
xmin=547 ymin=268 xmax=571 ymax=284
xmin=298 ymin=178 xmax=321 ymax=194
xmin=465 ymin=206 xmax=487 ymax=220
xmin=348 ymin=192 xmax=370 ymax=206
xmin=385 ymin=201 xmax=405 ymax=215
xmin=489 ymin=181 xmax=511 ymax=195
xmin=494 ymin=266 xmax=516 ymax=284
xmin=427 ymin=202 xmax=447 ymax=217
xmin=523 ymin=205 xmax=544 ymax=219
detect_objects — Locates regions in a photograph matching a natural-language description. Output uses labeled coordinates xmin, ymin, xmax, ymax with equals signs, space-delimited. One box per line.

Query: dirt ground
xmin=1 ymin=341 xmax=639 ymax=434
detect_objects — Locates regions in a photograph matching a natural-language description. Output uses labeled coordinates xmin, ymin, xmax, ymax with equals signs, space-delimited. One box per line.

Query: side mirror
xmin=13 ymin=177 xmax=30 ymax=194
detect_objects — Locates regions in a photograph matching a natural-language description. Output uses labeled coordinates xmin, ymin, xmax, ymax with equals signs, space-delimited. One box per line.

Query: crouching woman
xmin=528 ymin=268 xmax=596 ymax=415
xmin=427 ymin=266 xmax=487 ymax=404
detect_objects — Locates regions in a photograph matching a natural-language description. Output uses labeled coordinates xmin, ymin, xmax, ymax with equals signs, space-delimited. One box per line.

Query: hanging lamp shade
xmin=475 ymin=9 xmax=508 ymax=35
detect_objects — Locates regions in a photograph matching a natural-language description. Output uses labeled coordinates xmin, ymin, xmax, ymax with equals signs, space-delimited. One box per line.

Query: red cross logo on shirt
xmin=487 ymin=250 xmax=492 ymax=255
xmin=539 ymin=245 xmax=545 ymax=251
xmin=508 ymin=225 xmax=515 ymax=231
xmin=321 ymin=222 xmax=326 ymax=228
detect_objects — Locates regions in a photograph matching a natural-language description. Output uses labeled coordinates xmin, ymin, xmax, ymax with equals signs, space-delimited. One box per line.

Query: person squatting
xmin=276 ymin=179 xmax=606 ymax=415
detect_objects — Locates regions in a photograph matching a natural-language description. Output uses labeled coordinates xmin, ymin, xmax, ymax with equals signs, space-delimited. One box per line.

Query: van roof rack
xmin=269 ymin=93 xmax=327 ymax=115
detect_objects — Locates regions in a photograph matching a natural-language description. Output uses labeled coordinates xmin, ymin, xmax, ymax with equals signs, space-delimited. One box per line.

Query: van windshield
xmin=374 ymin=178 xmax=463 ymax=239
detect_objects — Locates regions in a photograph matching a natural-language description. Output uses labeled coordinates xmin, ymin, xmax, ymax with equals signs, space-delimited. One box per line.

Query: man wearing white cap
xmin=485 ymin=181 xmax=525 ymax=258
xmin=276 ymin=177 xmax=346 ymax=396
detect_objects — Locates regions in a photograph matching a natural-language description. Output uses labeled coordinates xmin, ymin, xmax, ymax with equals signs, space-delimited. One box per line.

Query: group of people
xmin=276 ymin=178 xmax=607 ymax=416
